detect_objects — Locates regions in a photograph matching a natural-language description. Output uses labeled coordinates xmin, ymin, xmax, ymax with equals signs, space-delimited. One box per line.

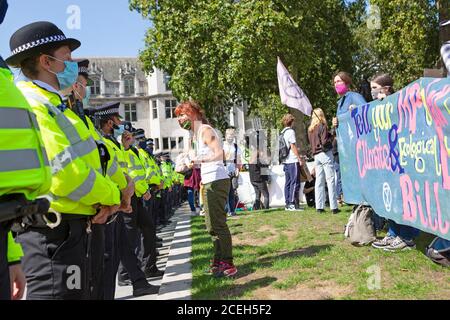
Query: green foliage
xmin=355 ymin=0 xmax=439 ymax=89
xmin=130 ymin=0 xmax=354 ymax=127
xmin=129 ymin=0 xmax=439 ymax=130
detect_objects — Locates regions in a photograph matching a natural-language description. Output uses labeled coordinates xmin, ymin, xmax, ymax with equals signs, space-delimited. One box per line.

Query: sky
xmin=0 ymin=0 xmax=152 ymax=59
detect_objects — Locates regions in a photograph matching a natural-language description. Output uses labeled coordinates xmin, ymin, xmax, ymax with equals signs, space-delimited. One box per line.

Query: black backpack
xmin=278 ymin=128 xmax=292 ymax=164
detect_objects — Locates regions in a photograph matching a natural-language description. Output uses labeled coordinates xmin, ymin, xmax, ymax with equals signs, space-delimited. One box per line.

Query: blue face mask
xmin=47 ymin=55 xmax=78 ymax=90
xmin=0 ymin=0 xmax=8 ymax=25
xmin=147 ymin=147 xmax=154 ymax=155
xmin=113 ymin=124 xmax=125 ymax=138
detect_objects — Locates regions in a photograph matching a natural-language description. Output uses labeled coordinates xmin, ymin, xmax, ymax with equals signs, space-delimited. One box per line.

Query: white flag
xmin=277 ymin=57 xmax=312 ymax=116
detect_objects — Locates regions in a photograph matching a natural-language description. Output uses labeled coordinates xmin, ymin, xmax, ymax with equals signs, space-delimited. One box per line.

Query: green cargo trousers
xmin=202 ymin=178 xmax=233 ymax=263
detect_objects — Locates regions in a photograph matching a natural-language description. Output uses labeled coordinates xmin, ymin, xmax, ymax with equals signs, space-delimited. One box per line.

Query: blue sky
xmin=0 ymin=0 xmax=151 ymax=59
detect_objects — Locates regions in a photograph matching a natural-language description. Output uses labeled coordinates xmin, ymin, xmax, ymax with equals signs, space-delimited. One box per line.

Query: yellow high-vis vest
xmin=85 ymin=116 xmax=127 ymax=190
xmin=137 ymin=148 xmax=163 ymax=187
xmin=160 ymin=160 xmax=174 ymax=189
xmin=125 ymin=148 xmax=148 ymax=197
xmin=7 ymin=231 xmax=23 ymax=264
xmin=17 ymin=81 xmax=120 ymax=215
xmin=0 ymin=67 xmax=51 ymax=199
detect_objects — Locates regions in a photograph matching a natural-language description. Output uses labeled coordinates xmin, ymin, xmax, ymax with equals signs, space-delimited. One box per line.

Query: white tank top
xmin=196 ymin=124 xmax=229 ymax=184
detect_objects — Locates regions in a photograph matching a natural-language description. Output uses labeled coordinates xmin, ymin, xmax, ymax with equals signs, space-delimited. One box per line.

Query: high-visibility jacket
xmin=85 ymin=117 xmax=127 ymax=190
xmin=0 ymin=66 xmax=51 ymax=199
xmin=17 ymin=81 xmax=120 ymax=215
xmin=125 ymin=147 xmax=148 ymax=197
xmin=7 ymin=232 xmax=23 ymax=264
xmin=137 ymin=148 xmax=163 ymax=187
xmin=160 ymin=160 xmax=174 ymax=189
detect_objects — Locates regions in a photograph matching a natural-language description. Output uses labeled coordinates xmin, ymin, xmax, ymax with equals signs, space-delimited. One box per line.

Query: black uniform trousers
xmin=0 ymin=223 xmax=10 ymax=300
xmin=251 ymin=180 xmax=270 ymax=210
xmin=104 ymin=213 xmax=147 ymax=298
xmin=118 ymin=195 xmax=157 ymax=280
xmin=140 ymin=197 xmax=158 ymax=268
xmin=17 ymin=215 xmax=90 ymax=300
xmin=88 ymin=224 xmax=105 ymax=299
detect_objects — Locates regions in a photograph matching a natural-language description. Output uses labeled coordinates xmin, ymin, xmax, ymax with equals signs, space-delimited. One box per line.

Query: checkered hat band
xmin=79 ymin=67 xmax=89 ymax=73
xmin=134 ymin=134 xmax=145 ymax=139
xmin=95 ymin=108 xmax=119 ymax=117
xmin=11 ymin=35 xmax=67 ymax=55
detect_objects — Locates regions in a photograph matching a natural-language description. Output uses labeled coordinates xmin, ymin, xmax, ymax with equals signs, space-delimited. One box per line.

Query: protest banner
xmin=337 ymin=77 xmax=450 ymax=240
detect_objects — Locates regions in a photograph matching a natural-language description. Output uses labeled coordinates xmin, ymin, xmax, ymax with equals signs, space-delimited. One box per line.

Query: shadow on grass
xmin=234 ymin=244 xmax=334 ymax=278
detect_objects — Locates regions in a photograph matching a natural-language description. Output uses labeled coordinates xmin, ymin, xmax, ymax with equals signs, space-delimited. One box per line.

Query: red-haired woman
xmin=175 ymin=100 xmax=237 ymax=277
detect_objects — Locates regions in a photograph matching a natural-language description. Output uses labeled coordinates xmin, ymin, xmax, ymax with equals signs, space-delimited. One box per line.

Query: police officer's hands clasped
xmin=92 ymin=205 xmax=120 ymax=224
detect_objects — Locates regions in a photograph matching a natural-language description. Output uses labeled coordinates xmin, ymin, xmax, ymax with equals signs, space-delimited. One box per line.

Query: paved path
xmin=115 ymin=203 xmax=193 ymax=300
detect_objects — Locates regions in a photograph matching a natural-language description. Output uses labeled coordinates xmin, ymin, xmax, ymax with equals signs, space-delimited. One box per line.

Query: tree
xmin=130 ymin=0 xmax=354 ymax=146
xmin=366 ymin=0 xmax=439 ymax=88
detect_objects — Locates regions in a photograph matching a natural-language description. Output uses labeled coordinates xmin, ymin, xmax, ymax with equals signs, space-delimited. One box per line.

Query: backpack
xmin=344 ymin=205 xmax=376 ymax=246
xmin=278 ymin=128 xmax=292 ymax=164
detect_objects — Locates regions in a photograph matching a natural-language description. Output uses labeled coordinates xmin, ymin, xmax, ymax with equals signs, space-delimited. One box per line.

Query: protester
xmin=223 ymin=127 xmax=242 ymax=216
xmin=307 ymin=108 xmax=339 ymax=214
xmin=332 ymin=71 xmax=367 ymax=126
xmin=280 ymin=114 xmax=304 ymax=211
xmin=175 ymin=100 xmax=237 ymax=277
xmin=248 ymin=130 xmax=271 ymax=210
xmin=368 ymin=74 xmax=420 ymax=252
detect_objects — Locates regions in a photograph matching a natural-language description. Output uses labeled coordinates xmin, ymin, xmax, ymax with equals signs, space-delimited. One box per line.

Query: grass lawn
xmin=190 ymin=205 xmax=450 ymax=300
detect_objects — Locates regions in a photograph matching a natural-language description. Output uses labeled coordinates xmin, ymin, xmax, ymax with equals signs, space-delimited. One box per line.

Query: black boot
xmin=132 ymin=279 xmax=159 ymax=297
xmin=144 ymin=265 xmax=164 ymax=279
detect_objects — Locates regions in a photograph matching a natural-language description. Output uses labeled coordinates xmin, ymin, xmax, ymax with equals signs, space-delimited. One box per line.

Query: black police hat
xmin=76 ymin=58 xmax=90 ymax=79
xmin=146 ymin=138 xmax=154 ymax=146
xmin=122 ymin=121 xmax=133 ymax=132
xmin=6 ymin=21 xmax=81 ymax=67
xmin=134 ymin=128 xmax=146 ymax=140
xmin=93 ymin=102 xmax=121 ymax=119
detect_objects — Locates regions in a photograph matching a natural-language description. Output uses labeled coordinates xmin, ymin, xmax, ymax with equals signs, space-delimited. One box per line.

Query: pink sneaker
xmin=215 ymin=261 xmax=238 ymax=277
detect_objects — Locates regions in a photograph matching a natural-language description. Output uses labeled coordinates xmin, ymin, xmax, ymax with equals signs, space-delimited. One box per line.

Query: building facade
xmin=85 ymin=57 xmax=260 ymax=159
xmin=86 ymin=57 xmax=189 ymax=155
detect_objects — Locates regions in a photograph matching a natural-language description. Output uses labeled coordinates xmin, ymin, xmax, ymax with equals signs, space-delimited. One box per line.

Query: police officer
xmin=134 ymin=129 xmax=164 ymax=278
xmin=160 ymin=152 xmax=175 ymax=225
xmin=92 ymin=103 xmax=158 ymax=297
xmin=0 ymin=1 xmax=51 ymax=300
xmin=6 ymin=21 xmax=121 ymax=299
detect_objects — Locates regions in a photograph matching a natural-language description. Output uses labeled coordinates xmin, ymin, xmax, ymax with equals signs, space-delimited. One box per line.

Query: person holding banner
xmin=369 ymin=74 xmax=420 ymax=252
xmin=308 ymin=108 xmax=339 ymax=214
xmin=331 ymin=71 xmax=366 ymax=128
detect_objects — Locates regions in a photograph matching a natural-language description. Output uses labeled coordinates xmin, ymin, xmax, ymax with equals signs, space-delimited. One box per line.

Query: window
xmin=154 ymin=138 xmax=160 ymax=150
xmin=124 ymin=77 xmax=134 ymax=95
xmin=91 ymin=78 xmax=101 ymax=95
xmin=162 ymin=137 xmax=169 ymax=150
xmin=152 ymin=101 xmax=158 ymax=119
xmin=163 ymin=72 xmax=171 ymax=91
xmin=178 ymin=137 xmax=184 ymax=150
xmin=170 ymin=137 xmax=177 ymax=150
xmin=124 ymin=103 xmax=137 ymax=122
xmin=165 ymin=99 xmax=177 ymax=119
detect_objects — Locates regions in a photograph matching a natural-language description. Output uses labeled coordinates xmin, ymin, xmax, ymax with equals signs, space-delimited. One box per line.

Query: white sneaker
xmin=384 ymin=236 xmax=416 ymax=252
xmin=199 ymin=210 xmax=205 ymax=216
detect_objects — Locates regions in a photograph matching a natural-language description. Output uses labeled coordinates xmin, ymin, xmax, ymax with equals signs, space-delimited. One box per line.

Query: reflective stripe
xmin=0 ymin=108 xmax=33 ymax=129
xmin=0 ymin=149 xmax=41 ymax=172
xmin=134 ymin=175 xmax=146 ymax=182
xmin=67 ymin=168 xmax=97 ymax=201
xmin=55 ymin=112 xmax=82 ymax=145
xmin=50 ymin=139 xmax=98 ymax=175
xmin=22 ymin=90 xmax=82 ymax=144
xmin=107 ymin=158 xmax=119 ymax=177
xmin=41 ymin=147 xmax=50 ymax=166
xmin=119 ymin=161 xmax=128 ymax=168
